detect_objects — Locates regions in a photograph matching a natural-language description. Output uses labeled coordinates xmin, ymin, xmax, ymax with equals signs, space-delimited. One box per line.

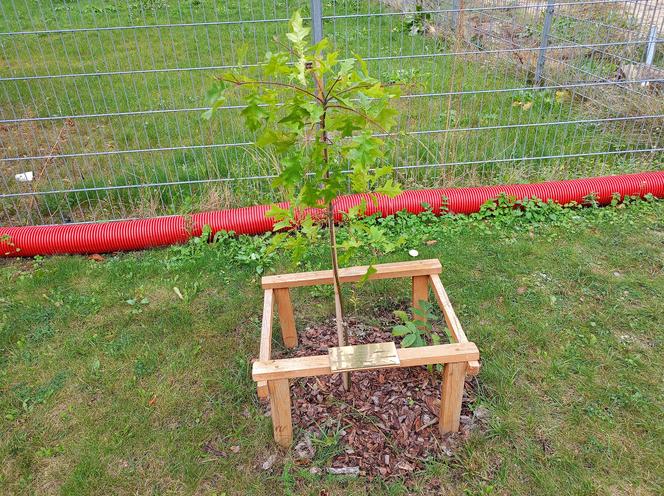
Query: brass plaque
xmin=328 ymin=342 xmax=400 ymax=373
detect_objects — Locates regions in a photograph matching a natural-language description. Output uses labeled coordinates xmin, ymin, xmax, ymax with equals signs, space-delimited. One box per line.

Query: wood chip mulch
xmin=269 ymin=312 xmax=486 ymax=479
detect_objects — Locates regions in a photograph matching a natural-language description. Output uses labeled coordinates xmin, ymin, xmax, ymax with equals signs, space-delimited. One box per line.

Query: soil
xmin=270 ymin=310 xmax=486 ymax=479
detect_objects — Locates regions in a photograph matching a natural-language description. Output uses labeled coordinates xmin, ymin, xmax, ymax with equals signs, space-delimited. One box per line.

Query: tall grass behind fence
xmin=1 ymin=0 xmax=662 ymax=226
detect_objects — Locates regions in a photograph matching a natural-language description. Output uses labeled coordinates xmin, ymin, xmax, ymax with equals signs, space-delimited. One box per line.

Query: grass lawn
xmin=1 ymin=198 xmax=663 ymax=495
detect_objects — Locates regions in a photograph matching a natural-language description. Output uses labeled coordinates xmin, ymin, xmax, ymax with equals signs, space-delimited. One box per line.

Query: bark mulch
xmin=269 ymin=312 xmax=486 ymax=479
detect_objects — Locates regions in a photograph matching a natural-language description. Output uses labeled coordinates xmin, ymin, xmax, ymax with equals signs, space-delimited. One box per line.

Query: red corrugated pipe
xmin=2 ymin=171 xmax=663 ymax=257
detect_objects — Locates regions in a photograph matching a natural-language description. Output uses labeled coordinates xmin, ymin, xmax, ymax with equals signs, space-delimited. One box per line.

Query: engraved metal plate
xmin=328 ymin=342 xmax=400 ymax=373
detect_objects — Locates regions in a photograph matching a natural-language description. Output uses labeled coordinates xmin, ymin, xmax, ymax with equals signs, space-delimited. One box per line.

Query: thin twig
xmin=28 ymin=119 xmax=73 ymax=211
xmin=270 ymin=36 xmax=297 ymax=57
xmin=333 ymin=81 xmax=402 ymax=98
xmin=324 ymin=76 xmax=342 ymax=101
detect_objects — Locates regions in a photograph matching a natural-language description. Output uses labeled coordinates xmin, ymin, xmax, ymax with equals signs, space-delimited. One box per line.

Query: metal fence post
xmin=451 ymin=0 xmax=460 ymax=31
xmin=310 ymin=0 xmax=323 ymax=43
xmin=645 ymin=25 xmax=658 ymax=66
xmin=535 ymin=0 xmax=556 ymax=86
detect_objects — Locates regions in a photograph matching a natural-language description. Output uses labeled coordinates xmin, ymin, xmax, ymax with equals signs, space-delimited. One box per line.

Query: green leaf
xmin=376 ymin=179 xmax=401 ymax=198
xmin=273 ymin=219 xmax=292 ymax=231
xmin=328 ymin=113 xmax=363 ymax=137
xmin=300 ymin=215 xmax=320 ymax=239
xmin=285 ymin=232 xmax=308 ymax=263
xmin=265 ymin=232 xmax=288 ymax=255
xmin=205 ymin=80 xmax=227 ymax=106
xmin=359 ymin=264 xmax=377 ymax=283
xmin=286 ymin=10 xmax=310 ymax=45
xmin=202 ymin=80 xmax=228 ymax=119
xmin=310 ymin=38 xmax=330 ymax=54
xmin=265 ymin=203 xmax=290 ymax=221
xmin=285 ymin=11 xmax=310 ymax=85
xmin=406 ymin=322 xmax=418 ymax=333
xmin=278 ymin=104 xmax=310 ymax=128
xmin=344 ymin=199 xmax=367 ymax=219
xmin=393 ymin=310 xmax=408 ymax=323
xmin=373 ymin=106 xmax=398 ymax=131
xmin=241 ymin=102 xmax=269 ymax=131
xmin=301 ymin=101 xmax=324 ymax=123
xmin=416 ymin=321 xmax=432 ymax=334
xmin=347 ymin=133 xmax=384 ymax=167
xmin=363 ymin=83 xmax=385 ymax=98
xmin=256 ymin=130 xmax=296 ymax=153
xmin=402 ymin=333 xmax=417 ymax=348
xmin=353 ymin=53 xmax=369 ymax=76
xmin=392 ymin=325 xmax=411 ymax=337
xmin=323 ymin=51 xmax=339 ymax=71
xmin=272 ymin=155 xmax=304 ymax=188
xmin=413 ymin=307 xmax=429 ymax=320
xmin=264 ymin=51 xmax=291 ymax=76
xmin=337 ymin=58 xmax=355 ymax=77
xmin=349 ymin=166 xmax=370 ymax=193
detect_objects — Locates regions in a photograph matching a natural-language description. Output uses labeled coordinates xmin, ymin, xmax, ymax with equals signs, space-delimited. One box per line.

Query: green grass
xmin=1 ymin=0 xmax=662 ymax=224
xmin=1 ymin=198 xmax=663 ymax=495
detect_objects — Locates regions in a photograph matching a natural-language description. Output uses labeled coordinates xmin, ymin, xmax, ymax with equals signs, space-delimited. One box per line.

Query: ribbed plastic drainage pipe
xmin=2 ymin=171 xmax=663 ymax=258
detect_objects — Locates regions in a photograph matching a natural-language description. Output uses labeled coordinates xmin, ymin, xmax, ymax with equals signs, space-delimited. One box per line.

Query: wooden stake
xmin=274 ymin=288 xmax=297 ymax=348
xmin=327 ymin=202 xmax=350 ymax=391
xmin=439 ymin=362 xmax=466 ymax=434
xmin=412 ymin=275 xmax=429 ymax=322
xmin=268 ymin=379 xmax=293 ymax=447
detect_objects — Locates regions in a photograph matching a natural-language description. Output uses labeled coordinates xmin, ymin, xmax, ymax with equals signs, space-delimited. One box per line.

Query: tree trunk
xmin=315 ymin=71 xmax=350 ymax=391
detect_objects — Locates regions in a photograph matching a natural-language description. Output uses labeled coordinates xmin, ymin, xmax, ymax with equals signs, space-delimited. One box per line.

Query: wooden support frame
xmin=253 ymin=259 xmax=481 ymax=447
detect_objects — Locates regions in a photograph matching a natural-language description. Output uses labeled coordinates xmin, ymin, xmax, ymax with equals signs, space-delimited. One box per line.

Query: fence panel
xmin=1 ymin=0 xmax=662 ymax=226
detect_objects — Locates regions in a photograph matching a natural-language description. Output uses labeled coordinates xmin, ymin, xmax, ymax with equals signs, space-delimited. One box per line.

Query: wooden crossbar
xmin=252 ymin=342 xmax=479 ymax=381
xmin=261 ymin=259 xmax=442 ymax=289
xmin=429 ymin=274 xmax=481 ymax=376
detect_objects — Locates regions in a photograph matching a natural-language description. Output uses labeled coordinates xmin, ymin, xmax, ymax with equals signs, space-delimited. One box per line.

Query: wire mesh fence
xmin=1 ymin=0 xmax=662 ymax=227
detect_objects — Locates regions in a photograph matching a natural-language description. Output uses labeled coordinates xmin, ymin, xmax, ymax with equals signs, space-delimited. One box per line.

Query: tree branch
xmin=216 ymin=76 xmax=323 ymax=103
xmin=270 ymin=36 xmax=297 ymax=57
xmin=332 ymin=81 xmax=402 ymax=98
xmin=324 ymin=77 xmax=342 ymax=101
xmin=327 ymin=104 xmax=388 ymax=133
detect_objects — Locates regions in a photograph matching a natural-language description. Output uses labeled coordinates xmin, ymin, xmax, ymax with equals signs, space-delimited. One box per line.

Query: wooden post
xmin=439 ymin=362 xmax=466 ymax=434
xmin=268 ymin=379 xmax=293 ymax=447
xmin=257 ymin=289 xmax=274 ymax=399
xmin=412 ymin=275 xmax=429 ymax=321
xmin=274 ymin=288 xmax=298 ymax=348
